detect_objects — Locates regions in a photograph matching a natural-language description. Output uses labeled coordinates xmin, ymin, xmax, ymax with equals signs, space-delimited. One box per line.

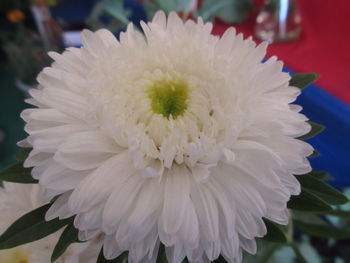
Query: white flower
xmin=20 ymin=11 xmax=313 ymax=263
xmin=0 ymin=183 xmax=101 ymax=263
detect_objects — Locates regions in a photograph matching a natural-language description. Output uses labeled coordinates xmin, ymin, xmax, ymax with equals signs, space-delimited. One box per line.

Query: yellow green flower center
xmin=147 ymin=80 xmax=189 ymax=119
xmin=0 ymin=248 xmax=28 ymax=263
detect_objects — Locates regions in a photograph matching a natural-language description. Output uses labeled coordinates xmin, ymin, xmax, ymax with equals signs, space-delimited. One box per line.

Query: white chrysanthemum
xmin=0 ymin=183 xmax=101 ymax=263
xmin=20 ymin=11 xmax=313 ymax=263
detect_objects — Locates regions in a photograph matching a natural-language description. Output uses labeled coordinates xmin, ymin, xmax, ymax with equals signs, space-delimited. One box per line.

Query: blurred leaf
xmin=287 ymin=189 xmax=332 ymax=212
xmin=289 ymin=73 xmax=319 ymax=90
xmin=51 ymin=223 xmax=81 ymax=263
xmin=144 ymin=0 xmax=159 ymax=20
xmin=271 ymin=245 xmax=295 ymax=263
xmin=292 ymin=211 xmax=327 ymax=225
xmin=103 ymin=0 xmax=130 ymax=25
xmin=215 ymin=0 xmax=253 ymax=23
xmin=309 ymin=150 xmax=320 ymax=158
xmin=0 ymin=204 xmax=72 ymax=249
xmin=156 ymin=245 xmax=167 ymax=263
xmin=294 ymin=220 xmax=350 ymax=239
xmin=298 ymin=236 xmax=322 ymax=263
xmin=198 ymin=0 xmax=252 ymax=23
xmin=144 ymin=0 xmax=196 ymax=19
xmin=298 ymin=122 xmax=325 ymax=140
xmin=308 ymin=171 xmax=333 ymax=181
xmin=288 ymin=243 xmax=308 ymax=263
xmin=295 ymin=174 xmax=349 ymax=205
xmin=320 ymin=210 xmax=350 ymax=220
xmin=155 ymin=0 xmax=177 ymax=13
xmin=0 ymin=162 xmax=38 ymax=184
xmin=87 ymin=0 xmax=130 ymax=31
xmin=97 ymin=249 xmax=127 ymax=263
xmin=14 ymin=148 xmax=31 ymax=161
xmin=262 ymin=219 xmax=287 ymax=243
xmin=256 ymin=244 xmax=281 ymax=263
xmin=175 ymin=0 xmax=196 ymax=12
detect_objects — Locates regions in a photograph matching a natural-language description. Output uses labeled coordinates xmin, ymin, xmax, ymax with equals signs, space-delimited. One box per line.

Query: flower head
xmin=21 ymin=11 xmax=313 ymax=263
xmin=0 ymin=183 xmax=101 ymax=263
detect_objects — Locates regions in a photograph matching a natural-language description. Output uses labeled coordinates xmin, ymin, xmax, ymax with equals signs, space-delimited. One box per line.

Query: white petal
xmin=69 ymin=151 xmax=133 ymax=213
xmin=55 ymin=131 xmax=122 ymax=170
xmin=161 ymin=165 xmax=190 ymax=234
xmin=102 ymin=172 xmax=145 ymax=234
xmin=103 ymin=234 xmax=123 ymax=260
xmin=45 ymin=191 xmax=74 ymax=220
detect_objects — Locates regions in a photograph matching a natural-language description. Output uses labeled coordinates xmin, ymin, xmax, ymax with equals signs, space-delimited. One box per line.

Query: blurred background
xmin=0 ymin=0 xmax=349 ymax=262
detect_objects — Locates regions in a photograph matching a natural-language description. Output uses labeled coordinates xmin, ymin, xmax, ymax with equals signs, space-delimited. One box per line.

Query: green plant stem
xmin=287 ymin=210 xmax=294 ymax=242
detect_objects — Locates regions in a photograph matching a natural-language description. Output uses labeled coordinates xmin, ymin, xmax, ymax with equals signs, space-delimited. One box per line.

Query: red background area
xmin=211 ymin=0 xmax=350 ymax=104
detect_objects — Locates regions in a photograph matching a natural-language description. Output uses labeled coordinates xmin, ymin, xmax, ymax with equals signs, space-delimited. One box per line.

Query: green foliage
xmin=288 ymin=243 xmax=308 ymax=263
xmin=295 ymin=174 xmax=348 ymax=205
xmin=0 ymin=204 xmax=72 ymax=250
xmin=143 ymin=0 xmax=252 ymax=23
xmin=197 ymin=0 xmax=253 ymax=23
xmin=51 ymin=223 xmax=81 ymax=263
xmin=0 ymin=162 xmax=38 ymax=184
xmin=294 ymin=220 xmax=350 ymax=239
xmin=322 ymin=210 xmax=350 ymax=220
xmin=309 ymin=150 xmax=320 ymax=158
xmin=289 ymin=73 xmax=320 ymax=90
xmin=308 ymin=171 xmax=333 ymax=181
xmin=143 ymin=0 xmax=159 ymax=20
xmin=287 ymin=189 xmax=332 ymax=212
xmin=103 ymin=0 xmax=130 ymax=25
xmin=144 ymin=0 xmax=196 ymax=20
xmin=86 ymin=0 xmax=131 ymax=32
xmin=262 ymin=219 xmax=287 ymax=243
xmin=97 ymin=249 xmax=128 ymax=263
xmin=2 ymin=30 xmax=52 ymax=85
xmin=298 ymin=122 xmax=325 ymax=140
xmin=14 ymin=148 xmax=31 ymax=162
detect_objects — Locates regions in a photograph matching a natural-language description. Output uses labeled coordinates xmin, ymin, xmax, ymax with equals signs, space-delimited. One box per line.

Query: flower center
xmin=147 ymin=79 xmax=189 ymax=119
xmin=0 ymin=248 xmax=29 ymax=263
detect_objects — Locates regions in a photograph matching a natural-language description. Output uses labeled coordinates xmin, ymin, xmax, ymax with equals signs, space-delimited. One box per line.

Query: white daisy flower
xmin=20 ymin=11 xmax=313 ymax=263
xmin=0 ymin=183 xmax=101 ymax=263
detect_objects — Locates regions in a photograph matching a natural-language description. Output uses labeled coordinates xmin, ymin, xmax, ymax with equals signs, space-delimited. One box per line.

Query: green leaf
xmin=287 ymin=189 xmax=332 ymax=212
xmin=244 ymin=242 xmax=280 ymax=263
xmin=156 ymin=245 xmax=167 ymax=263
xmin=292 ymin=211 xmax=327 ymax=225
xmin=295 ymin=174 xmax=349 ymax=205
xmin=298 ymin=122 xmax=325 ymax=140
xmin=294 ymin=220 xmax=350 ymax=239
xmin=319 ymin=210 xmax=350 ymax=220
xmin=103 ymin=0 xmax=130 ymax=25
xmin=143 ymin=0 xmax=159 ymax=20
xmin=155 ymin=0 xmax=177 ymax=13
xmin=309 ymin=150 xmax=320 ymax=158
xmin=14 ymin=148 xmax=31 ymax=162
xmin=215 ymin=0 xmax=253 ymax=23
xmin=308 ymin=171 xmax=333 ymax=181
xmin=289 ymin=73 xmax=319 ymax=90
xmin=0 ymin=204 xmax=72 ymax=249
xmin=0 ymin=162 xmax=38 ymax=184
xmin=97 ymin=249 xmax=127 ymax=263
xmin=288 ymin=243 xmax=308 ymax=263
xmin=175 ymin=0 xmax=196 ymax=12
xmin=256 ymin=244 xmax=281 ymax=263
xmin=262 ymin=219 xmax=287 ymax=243
xmin=198 ymin=0 xmax=252 ymax=23
xmin=51 ymin=223 xmax=81 ymax=263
